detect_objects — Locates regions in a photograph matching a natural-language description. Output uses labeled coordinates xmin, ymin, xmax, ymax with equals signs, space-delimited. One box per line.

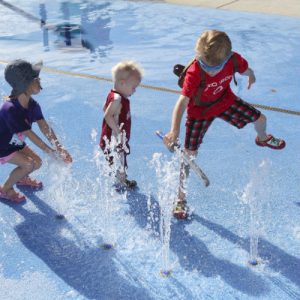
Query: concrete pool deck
xmin=163 ymin=0 xmax=300 ymax=17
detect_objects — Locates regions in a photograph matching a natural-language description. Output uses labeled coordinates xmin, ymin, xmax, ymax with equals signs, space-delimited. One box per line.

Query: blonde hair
xmin=111 ymin=61 xmax=143 ymax=83
xmin=195 ymin=30 xmax=232 ymax=66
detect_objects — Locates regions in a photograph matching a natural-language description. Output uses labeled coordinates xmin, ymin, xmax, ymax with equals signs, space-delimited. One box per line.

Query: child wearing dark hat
xmin=0 ymin=59 xmax=72 ymax=203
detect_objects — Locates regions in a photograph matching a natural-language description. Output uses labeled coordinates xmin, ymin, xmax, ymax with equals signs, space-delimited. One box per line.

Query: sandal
xmin=115 ymin=170 xmax=137 ymax=189
xmin=16 ymin=176 xmax=43 ymax=189
xmin=124 ymin=179 xmax=137 ymax=189
xmin=173 ymin=199 xmax=189 ymax=220
xmin=255 ymin=134 xmax=285 ymax=150
xmin=0 ymin=187 xmax=26 ymax=203
xmin=115 ymin=179 xmax=137 ymax=192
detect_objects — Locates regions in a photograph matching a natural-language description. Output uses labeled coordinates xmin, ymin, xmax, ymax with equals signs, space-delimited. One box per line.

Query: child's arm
xmin=36 ymin=119 xmax=73 ymax=163
xmin=241 ymin=67 xmax=256 ymax=89
xmin=164 ymin=95 xmax=189 ymax=147
xmin=104 ymin=98 xmax=122 ymax=137
xmin=23 ymin=129 xmax=55 ymax=154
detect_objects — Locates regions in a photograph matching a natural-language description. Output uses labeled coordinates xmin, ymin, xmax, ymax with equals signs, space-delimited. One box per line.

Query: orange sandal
xmin=0 ymin=187 xmax=26 ymax=203
xmin=16 ymin=176 xmax=43 ymax=189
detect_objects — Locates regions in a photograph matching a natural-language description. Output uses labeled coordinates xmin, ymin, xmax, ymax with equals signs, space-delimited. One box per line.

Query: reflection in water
xmin=39 ymin=3 xmax=49 ymax=51
xmin=59 ymin=2 xmax=73 ymax=47
xmin=81 ymin=1 xmax=113 ymax=57
xmin=39 ymin=1 xmax=112 ymax=58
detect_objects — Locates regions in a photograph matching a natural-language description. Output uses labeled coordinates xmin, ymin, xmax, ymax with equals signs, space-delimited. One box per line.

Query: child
xmin=164 ymin=29 xmax=285 ymax=219
xmin=99 ymin=61 xmax=143 ymax=188
xmin=0 ymin=59 xmax=72 ymax=203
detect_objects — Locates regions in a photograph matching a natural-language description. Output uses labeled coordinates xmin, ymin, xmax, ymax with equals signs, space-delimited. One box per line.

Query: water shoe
xmin=0 ymin=187 xmax=26 ymax=203
xmin=16 ymin=176 xmax=43 ymax=189
xmin=173 ymin=199 xmax=188 ymax=220
xmin=255 ymin=134 xmax=285 ymax=150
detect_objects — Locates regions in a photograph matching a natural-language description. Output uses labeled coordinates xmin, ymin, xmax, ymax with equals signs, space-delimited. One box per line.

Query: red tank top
xmin=99 ymin=90 xmax=131 ymax=150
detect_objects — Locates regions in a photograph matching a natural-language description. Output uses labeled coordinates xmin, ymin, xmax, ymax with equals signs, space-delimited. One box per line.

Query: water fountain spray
xmin=241 ymin=159 xmax=271 ymax=266
xmin=92 ymin=129 xmax=123 ymax=250
xmin=151 ymin=152 xmax=180 ymax=277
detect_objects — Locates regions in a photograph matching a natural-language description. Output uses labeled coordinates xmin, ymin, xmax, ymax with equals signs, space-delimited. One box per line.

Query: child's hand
xmin=57 ymin=148 xmax=73 ymax=163
xmin=242 ymin=68 xmax=256 ymax=89
xmin=164 ymin=131 xmax=179 ymax=152
xmin=247 ymin=71 xmax=256 ymax=89
xmin=115 ymin=130 xmax=129 ymax=153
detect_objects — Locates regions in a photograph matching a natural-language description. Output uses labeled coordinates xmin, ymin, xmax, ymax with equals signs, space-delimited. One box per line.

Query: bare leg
xmin=2 ymin=146 xmax=42 ymax=193
xmin=173 ymin=151 xmax=194 ymax=219
xmin=177 ymin=149 xmax=197 ymax=202
xmin=115 ymin=151 xmax=136 ymax=189
xmin=173 ymin=149 xmax=198 ymax=218
xmin=116 ymin=150 xmax=126 ymax=183
xmin=177 ymin=160 xmax=190 ymax=202
xmin=254 ymin=114 xmax=268 ymax=141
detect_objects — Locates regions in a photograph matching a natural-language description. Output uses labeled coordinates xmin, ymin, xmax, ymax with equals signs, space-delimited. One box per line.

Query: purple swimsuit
xmin=0 ymin=98 xmax=44 ymax=159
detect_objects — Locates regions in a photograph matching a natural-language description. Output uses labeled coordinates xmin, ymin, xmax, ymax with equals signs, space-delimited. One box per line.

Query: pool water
xmin=0 ymin=1 xmax=300 ymax=299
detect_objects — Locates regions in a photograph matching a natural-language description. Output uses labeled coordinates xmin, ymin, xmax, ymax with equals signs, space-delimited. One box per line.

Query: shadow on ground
xmin=5 ymin=189 xmax=153 ymax=300
xmin=127 ymin=190 xmax=300 ymax=297
xmin=193 ymin=214 xmax=300 ymax=290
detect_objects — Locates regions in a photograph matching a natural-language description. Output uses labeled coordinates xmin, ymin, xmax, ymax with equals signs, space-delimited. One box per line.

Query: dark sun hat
xmin=4 ymin=59 xmax=43 ymax=96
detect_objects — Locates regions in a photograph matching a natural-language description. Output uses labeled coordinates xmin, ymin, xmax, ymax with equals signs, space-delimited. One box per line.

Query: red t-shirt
xmin=181 ymin=52 xmax=248 ymax=119
xmin=100 ymin=90 xmax=131 ymax=150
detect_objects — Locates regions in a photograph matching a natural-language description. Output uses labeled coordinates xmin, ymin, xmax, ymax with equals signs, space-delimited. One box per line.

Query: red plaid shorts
xmin=184 ymin=98 xmax=261 ymax=151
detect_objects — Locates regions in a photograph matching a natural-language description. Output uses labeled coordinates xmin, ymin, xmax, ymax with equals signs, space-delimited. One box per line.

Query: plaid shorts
xmin=184 ymin=98 xmax=261 ymax=151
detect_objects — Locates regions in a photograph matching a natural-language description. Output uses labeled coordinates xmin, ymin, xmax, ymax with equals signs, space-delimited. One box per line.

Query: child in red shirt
xmin=100 ymin=61 xmax=143 ymax=189
xmin=164 ymin=30 xmax=285 ymax=219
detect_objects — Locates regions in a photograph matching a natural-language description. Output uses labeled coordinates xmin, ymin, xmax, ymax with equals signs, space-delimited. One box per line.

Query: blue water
xmin=0 ymin=1 xmax=300 ymax=299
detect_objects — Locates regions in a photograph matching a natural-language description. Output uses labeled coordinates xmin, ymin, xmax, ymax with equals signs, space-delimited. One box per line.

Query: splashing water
xmin=94 ymin=147 xmax=116 ymax=247
xmin=43 ymin=118 xmax=76 ymax=218
xmin=150 ymin=152 xmax=180 ymax=275
xmin=241 ymin=159 xmax=271 ymax=265
xmin=91 ymin=129 xmax=125 ymax=248
xmin=47 ymin=157 xmax=74 ymax=218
